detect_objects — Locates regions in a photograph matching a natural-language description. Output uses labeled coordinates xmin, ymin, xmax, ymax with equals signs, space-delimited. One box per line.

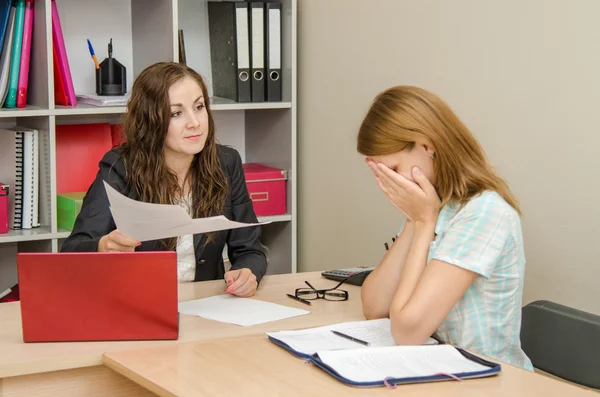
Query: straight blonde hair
xmin=357 ymin=86 xmax=521 ymax=214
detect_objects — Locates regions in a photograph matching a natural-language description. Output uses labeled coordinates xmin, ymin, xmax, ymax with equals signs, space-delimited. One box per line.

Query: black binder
xmin=249 ymin=2 xmax=265 ymax=102
xmin=208 ymin=1 xmax=251 ymax=102
xmin=265 ymin=2 xmax=281 ymax=101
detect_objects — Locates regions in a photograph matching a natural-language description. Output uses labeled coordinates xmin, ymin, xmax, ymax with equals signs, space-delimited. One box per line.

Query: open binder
xmin=267 ymin=318 xmax=500 ymax=388
xmin=308 ymin=345 xmax=501 ymax=388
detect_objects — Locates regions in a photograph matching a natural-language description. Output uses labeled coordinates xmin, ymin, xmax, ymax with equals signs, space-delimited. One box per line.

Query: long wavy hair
xmin=357 ymin=86 xmax=521 ymax=214
xmin=121 ymin=62 xmax=228 ymax=249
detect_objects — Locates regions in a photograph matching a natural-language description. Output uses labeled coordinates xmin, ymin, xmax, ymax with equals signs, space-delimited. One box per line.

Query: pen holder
xmin=96 ymin=57 xmax=126 ymax=96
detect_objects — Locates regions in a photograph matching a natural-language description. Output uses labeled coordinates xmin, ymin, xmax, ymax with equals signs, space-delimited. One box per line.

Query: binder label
xmin=236 ymin=7 xmax=250 ymax=69
xmin=251 ymin=8 xmax=264 ymax=69
xmin=268 ymin=8 xmax=281 ymax=69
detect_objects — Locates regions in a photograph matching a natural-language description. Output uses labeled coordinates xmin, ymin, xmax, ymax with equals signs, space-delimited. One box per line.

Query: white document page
xmin=267 ymin=318 xmax=437 ymax=356
xmin=103 ymin=181 xmax=269 ymax=242
xmin=316 ymin=345 xmax=490 ymax=383
xmin=178 ymin=294 xmax=310 ymax=327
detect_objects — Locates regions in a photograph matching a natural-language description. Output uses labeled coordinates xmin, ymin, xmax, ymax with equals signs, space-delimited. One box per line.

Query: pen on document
xmin=286 ymin=293 xmax=311 ymax=306
xmin=384 ymin=242 xmax=389 ymax=251
xmin=87 ymin=39 xmax=100 ymax=69
xmin=331 ymin=330 xmax=370 ymax=346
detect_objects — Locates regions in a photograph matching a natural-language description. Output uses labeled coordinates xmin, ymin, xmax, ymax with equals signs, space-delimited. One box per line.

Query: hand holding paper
xmin=103 ymin=181 xmax=269 ymax=242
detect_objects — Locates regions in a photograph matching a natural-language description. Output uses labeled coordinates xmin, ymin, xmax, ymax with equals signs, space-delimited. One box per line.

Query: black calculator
xmin=321 ymin=267 xmax=375 ymax=286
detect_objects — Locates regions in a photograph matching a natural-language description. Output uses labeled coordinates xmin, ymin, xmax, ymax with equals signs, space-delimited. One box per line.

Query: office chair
xmin=520 ymin=300 xmax=600 ymax=390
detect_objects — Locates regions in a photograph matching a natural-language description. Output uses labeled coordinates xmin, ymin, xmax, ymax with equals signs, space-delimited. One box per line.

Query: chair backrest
xmin=520 ymin=300 xmax=600 ymax=389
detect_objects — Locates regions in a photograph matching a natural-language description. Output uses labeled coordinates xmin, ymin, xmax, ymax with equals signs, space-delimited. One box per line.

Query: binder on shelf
xmin=3 ymin=127 xmax=38 ymax=230
xmin=4 ymin=0 xmax=25 ymax=108
xmin=265 ymin=2 xmax=282 ymax=102
xmin=208 ymin=1 xmax=251 ymax=103
xmin=19 ymin=128 xmax=37 ymax=229
xmin=55 ymin=123 xmax=112 ymax=194
xmin=13 ymin=131 xmax=23 ymax=229
xmin=31 ymin=128 xmax=39 ymax=227
xmin=52 ymin=44 xmax=68 ymax=106
xmin=51 ymin=0 xmax=76 ymax=106
xmin=16 ymin=0 xmax=34 ymax=109
xmin=0 ymin=0 xmax=12 ymax=52
xmin=0 ymin=4 xmax=16 ymax=105
xmin=250 ymin=2 xmax=265 ymax=102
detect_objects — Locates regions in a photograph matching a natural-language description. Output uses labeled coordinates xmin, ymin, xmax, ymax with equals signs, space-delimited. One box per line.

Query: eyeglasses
xmin=294 ymin=276 xmax=351 ymax=302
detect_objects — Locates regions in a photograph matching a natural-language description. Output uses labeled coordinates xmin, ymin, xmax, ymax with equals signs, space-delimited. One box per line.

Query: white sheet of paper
xmin=178 ymin=294 xmax=311 ymax=326
xmin=103 ymin=181 xmax=269 ymax=242
xmin=267 ymin=318 xmax=437 ymax=356
xmin=316 ymin=345 xmax=490 ymax=383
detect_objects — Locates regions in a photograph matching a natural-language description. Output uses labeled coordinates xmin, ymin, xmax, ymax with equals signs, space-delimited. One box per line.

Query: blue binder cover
xmin=3 ymin=0 xmax=24 ymax=108
xmin=0 ymin=0 xmax=11 ymax=53
xmin=0 ymin=4 xmax=16 ymax=105
xmin=267 ymin=335 xmax=312 ymax=359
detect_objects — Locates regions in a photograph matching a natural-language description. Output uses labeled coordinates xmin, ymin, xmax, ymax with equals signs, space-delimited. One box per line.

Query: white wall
xmin=298 ymin=0 xmax=600 ymax=315
xmin=58 ymin=0 xmax=134 ymax=94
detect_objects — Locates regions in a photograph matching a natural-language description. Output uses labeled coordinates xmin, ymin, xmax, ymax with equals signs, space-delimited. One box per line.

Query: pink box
xmin=243 ymin=164 xmax=287 ymax=216
xmin=0 ymin=183 xmax=8 ymax=234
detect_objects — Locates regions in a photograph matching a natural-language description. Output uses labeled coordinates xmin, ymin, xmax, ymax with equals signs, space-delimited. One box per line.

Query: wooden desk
xmin=0 ymin=272 xmax=363 ymax=396
xmin=103 ymin=335 xmax=599 ymax=397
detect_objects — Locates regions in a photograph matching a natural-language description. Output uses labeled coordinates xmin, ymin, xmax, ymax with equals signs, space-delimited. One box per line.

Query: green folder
xmin=3 ymin=0 xmax=25 ymax=108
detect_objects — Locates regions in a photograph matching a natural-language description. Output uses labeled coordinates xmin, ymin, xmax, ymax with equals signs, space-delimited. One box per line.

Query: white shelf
xmin=211 ymin=97 xmax=292 ymax=111
xmin=0 ymin=106 xmax=51 ymax=118
xmin=257 ymin=214 xmax=292 ymax=223
xmin=0 ymin=217 xmax=290 ymax=244
xmin=0 ymin=216 xmax=293 ymax=246
xmin=53 ymin=104 xmax=128 ymax=116
xmin=52 ymin=98 xmax=291 ymax=117
xmin=0 ymin=227 xmax=67 ymax=243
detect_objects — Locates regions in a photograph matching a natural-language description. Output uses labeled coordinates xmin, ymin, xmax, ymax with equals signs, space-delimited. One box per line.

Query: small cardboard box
xmin=57 ymin=192 xmax=86 ymax=231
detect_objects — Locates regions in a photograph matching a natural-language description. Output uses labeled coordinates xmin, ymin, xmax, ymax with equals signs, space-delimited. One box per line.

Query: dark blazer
xmin=60 ymin=145 xmax=267 ymax=283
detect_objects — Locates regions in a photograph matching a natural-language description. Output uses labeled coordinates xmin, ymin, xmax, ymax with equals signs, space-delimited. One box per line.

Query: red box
xmin=243 ymin=164 xmax=287 ymax=216
xmin=0 ymin=183 xmax=8 ymax=234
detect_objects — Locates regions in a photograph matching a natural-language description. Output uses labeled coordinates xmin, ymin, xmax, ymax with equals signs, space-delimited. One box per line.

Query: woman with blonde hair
xmin=358 ymin=86 xmax=533 ymax=370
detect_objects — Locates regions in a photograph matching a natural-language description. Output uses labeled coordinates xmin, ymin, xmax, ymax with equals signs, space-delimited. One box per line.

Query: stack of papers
xmin=267 ymin=318 xmax=438 ymax=357
xmin=178 ymin=294 xmax=310 ymax=326
xmin=76 ymin=93 xmax=129 ymax=107
xmin=103 ymin=181 xmax=269 ymax=242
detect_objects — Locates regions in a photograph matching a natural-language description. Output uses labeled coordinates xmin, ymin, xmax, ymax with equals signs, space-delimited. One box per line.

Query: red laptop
xmin=17 ymin=251 xmax=179 ymax=343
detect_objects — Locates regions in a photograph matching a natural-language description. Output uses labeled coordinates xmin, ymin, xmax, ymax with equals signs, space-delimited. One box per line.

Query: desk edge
xmin=103 ymin=354 xmax=176 ymax=397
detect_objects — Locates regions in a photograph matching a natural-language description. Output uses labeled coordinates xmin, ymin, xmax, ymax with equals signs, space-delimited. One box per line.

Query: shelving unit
xmin=0 ymin=0 xmax=297 ymax=293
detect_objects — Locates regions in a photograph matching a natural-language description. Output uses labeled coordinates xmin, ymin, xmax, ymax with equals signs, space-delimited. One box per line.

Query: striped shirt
xmin=428 ymin=190 xmax=533 ymax=370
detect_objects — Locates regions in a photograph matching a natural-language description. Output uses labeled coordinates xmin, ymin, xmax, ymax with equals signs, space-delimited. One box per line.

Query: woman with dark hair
xmin=61 ymin=62 xmax=266 ymax=297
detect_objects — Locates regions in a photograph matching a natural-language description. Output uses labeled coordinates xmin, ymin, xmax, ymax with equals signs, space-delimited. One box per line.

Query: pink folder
xmin=16 ymin=0 xmax=33 ymax=108
xmin=51 ymin=0 xmax=76 ymax=106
